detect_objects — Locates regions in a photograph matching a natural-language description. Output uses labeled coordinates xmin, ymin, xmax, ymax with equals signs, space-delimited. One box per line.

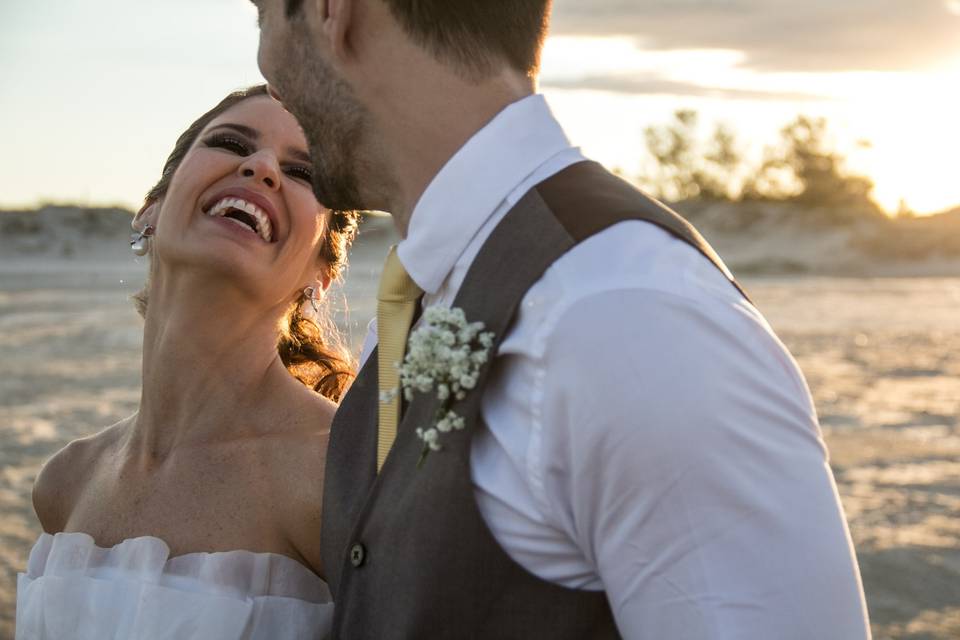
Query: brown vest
xmin=321 ymin=161 xmax=748 ymax=639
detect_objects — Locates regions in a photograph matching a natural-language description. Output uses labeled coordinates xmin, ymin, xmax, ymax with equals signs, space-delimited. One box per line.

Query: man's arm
xmin=536 ymin=288 xmax=870 ymax=639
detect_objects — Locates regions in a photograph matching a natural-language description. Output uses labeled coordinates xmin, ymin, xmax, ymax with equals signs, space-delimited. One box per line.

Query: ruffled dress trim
xmin=16 ymin=531 xmax=333 ymax=640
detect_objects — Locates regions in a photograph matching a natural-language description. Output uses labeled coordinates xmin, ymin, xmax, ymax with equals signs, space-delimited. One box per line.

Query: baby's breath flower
xmin=398 ymin=305 xmax=496 ymax=466
xmin=435 ymin=415 xmax=452 ymax=433
xmin=415 ymin=427 xmax=442 ymax=451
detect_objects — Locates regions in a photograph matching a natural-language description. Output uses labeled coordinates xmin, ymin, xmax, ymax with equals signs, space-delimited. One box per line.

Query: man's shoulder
xmin=497 ymin=218 xmax=761 ymax=379
xmin=541 ymin=218 xmax=744 ymax=312
xmin=521 ymin=160 xmax=742 ymax=301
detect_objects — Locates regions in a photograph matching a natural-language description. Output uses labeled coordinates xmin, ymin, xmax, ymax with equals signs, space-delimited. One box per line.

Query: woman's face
xmin=146 ymin=95 xmax=330 ymax=306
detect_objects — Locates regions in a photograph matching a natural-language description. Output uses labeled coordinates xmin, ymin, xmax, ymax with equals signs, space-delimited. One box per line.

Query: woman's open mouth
xmin=204 ymin=197 xmax=274 ymax=242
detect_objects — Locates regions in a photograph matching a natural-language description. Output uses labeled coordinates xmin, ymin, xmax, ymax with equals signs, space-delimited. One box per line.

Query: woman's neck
xmin=128 ymin=270 xmax=297 ymax=465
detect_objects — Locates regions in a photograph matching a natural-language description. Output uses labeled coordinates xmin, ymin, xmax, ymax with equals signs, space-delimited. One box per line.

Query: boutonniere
xmin=382 ymin=306 xmax=495 ymax=467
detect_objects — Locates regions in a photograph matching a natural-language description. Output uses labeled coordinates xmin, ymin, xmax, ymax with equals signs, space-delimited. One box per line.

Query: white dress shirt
xmin=360 ymin=94 xmax=870 ymax=638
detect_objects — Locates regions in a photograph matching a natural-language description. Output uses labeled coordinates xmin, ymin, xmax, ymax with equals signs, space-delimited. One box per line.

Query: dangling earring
xmin=303 ymin=286 xmax=321 ymax=314
xmin=130 ymin=225 xmax=155 ymax=256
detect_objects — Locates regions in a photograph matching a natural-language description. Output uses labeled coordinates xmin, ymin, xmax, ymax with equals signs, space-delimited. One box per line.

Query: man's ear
xmin=133 ymin=201 xmax=159 ymax=232
xmin=322 ymin=0 xmax=354 ymax=62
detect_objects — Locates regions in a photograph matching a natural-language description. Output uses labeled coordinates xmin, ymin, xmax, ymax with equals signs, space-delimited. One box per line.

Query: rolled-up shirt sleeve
xmin=535 ymin=288 xmax=870 ymax=639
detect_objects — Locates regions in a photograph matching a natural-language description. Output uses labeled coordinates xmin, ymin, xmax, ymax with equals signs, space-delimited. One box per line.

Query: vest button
xmin=349 ymin=543 xmax=366 ymax=568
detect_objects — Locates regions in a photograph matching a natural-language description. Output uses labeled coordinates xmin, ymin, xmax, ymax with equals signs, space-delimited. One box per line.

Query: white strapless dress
xmin=16 ymin=532 xmax=334 ymax=639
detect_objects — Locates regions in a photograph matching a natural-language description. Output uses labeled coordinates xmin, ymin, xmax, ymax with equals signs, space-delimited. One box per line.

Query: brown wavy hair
xmin=134 ymin=85 xmax=359 ymax=401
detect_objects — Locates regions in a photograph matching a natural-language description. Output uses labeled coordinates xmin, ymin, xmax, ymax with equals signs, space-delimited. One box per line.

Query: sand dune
xmin=5 ymin=202 xmax=960 ymax=277
xmin=678 ymin=199 xmax=960 ymax=277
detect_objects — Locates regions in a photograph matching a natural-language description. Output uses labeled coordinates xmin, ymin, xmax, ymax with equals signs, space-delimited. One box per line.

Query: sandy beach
xmin=1 ymin=212 xmax=958 ymax=639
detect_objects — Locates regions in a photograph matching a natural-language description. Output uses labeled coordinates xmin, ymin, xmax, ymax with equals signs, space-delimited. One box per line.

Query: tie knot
xmin=378 ymin=245 xmax=422 ymax=303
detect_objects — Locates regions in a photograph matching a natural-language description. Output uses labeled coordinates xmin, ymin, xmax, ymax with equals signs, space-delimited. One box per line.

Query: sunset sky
xmin=2 ymin=0 xmax=958 ymax=214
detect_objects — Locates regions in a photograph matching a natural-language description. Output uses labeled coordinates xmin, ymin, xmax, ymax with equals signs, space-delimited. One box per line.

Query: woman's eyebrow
xmin=288 ymin=147 xmax=311 ymax=163
xmin=207 ymin=122 xmax=310 ymax=162
xmin=207 ymin=123 xmax=259 ymax=139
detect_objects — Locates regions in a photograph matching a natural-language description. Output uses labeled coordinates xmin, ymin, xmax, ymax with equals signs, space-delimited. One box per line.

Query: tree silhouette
xmin=644 ymin=110 xmax=742 ymax=202
xmin=644 ymin=109 xmax=701 ymax=201
xmin=643 ymin=111 xmax=884 ymax=221
xmin=742 ymin=116 xmax=883 ymax=219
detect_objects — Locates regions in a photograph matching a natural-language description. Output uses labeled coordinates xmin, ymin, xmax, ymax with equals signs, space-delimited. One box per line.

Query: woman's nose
xmin=238 ymin=152 xmax=281 ymax=190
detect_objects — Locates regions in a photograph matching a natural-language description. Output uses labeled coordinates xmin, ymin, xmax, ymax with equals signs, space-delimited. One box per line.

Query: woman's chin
xmin=158 ymin=243 xmax=271 ymax=293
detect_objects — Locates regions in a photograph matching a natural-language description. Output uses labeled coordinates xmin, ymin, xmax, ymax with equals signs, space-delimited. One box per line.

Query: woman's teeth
xmin=206 ymin=197 xmax=273 ymax=242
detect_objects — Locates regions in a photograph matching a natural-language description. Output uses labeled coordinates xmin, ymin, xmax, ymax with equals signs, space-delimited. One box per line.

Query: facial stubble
xmin=274 ymin=36 xmax=372 ymax=212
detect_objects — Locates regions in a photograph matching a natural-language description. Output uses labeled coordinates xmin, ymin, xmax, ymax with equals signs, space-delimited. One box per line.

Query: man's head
xmin=255 ymin=0 xmax=552 ymax=213
xmin=255 ymin=0 xmax=368 ymax=212
xmin=275 ymin=0 xmax=551 ymax=79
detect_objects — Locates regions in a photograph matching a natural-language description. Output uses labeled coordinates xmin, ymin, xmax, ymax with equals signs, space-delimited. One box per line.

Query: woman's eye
xmin=203 ymin=133 xmax=252 ymax=155
xmin=285 ymin=165 xmax=314 ymax=183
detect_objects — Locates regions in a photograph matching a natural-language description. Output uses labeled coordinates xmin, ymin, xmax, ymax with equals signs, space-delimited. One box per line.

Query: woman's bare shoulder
xmin=32 ymin=418 xmax=130 ymax=533
xmin=266 ymin=390 xmax=335 ymax=484
xmin=262 ymin=390 xmax=337 ymax=574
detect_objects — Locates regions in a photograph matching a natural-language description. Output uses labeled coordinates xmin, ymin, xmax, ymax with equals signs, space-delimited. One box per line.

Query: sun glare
xmin=542 ymin=36 xmax=960 ymax=215
xmin=541 ymin=36 xmax=745 ymax=85
xmin=842 ymin=60 xmax=960 ymax=214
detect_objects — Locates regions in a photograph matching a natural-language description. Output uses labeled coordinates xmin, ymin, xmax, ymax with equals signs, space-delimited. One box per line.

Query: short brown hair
xmin=285 ymin=0 xmax=552 ymax=79
xmin=137 ymin=85 xmax=359 ymax=402
xmin=382 ymin=0 xmax=552 ymax=78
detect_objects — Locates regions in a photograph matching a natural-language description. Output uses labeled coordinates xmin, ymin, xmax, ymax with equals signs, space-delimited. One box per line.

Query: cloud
xmin=542 ymin=73 xmax=827 ymax=101
xmin=549 ymin=0 xmax=960 ymax=72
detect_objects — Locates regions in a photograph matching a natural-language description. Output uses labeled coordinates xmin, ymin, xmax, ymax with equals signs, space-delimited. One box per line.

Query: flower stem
xmin=416 ymin=444 xmax=430 ymax=469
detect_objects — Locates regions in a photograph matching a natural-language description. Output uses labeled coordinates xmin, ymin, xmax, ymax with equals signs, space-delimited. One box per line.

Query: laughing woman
xmin=16 ymin=85 xmax=358 ymax=639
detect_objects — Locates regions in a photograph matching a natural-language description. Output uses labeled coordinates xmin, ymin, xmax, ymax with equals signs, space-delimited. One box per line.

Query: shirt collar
xmin=396 ymin=94 xmax=573 ymax=295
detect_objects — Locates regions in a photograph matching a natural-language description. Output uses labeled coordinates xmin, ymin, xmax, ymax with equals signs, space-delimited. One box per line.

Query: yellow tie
xmin=376 ymin=245 xmax=423 ymax=471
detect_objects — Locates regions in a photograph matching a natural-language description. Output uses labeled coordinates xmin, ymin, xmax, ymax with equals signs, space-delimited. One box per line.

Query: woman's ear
xmin=318 ymin=272 xmax=333 ymax=293
xmin=133 ymin=201 xmax=159 ymax=232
